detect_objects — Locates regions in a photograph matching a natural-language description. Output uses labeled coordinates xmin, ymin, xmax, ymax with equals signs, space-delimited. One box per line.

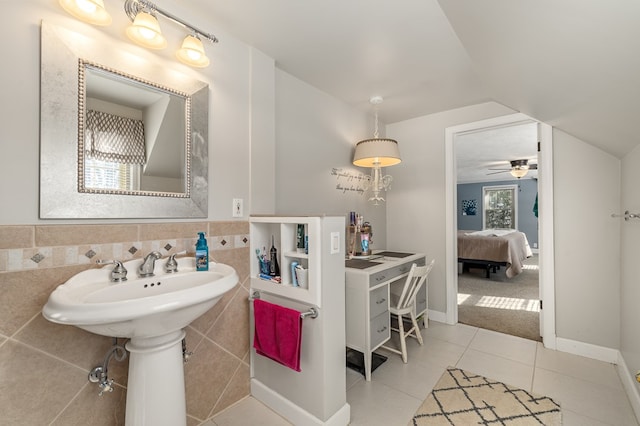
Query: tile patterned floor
xmin=202 ymin=322 xmax=639 ymax=426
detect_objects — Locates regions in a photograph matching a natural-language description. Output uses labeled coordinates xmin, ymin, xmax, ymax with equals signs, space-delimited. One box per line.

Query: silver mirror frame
xmin=40 ymin=21 xmax=209 ymax=219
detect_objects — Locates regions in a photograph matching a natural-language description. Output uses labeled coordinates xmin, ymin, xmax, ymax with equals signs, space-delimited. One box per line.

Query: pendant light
xmin=353 ymin=96 xmax=401 ymax=204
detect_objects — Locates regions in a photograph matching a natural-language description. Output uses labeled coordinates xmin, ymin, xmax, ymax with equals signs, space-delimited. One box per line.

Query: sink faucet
xmin=138 ymin=251 xmax=162 ymax=277
xmin=96 ymin=259 xmax=128 ymax=282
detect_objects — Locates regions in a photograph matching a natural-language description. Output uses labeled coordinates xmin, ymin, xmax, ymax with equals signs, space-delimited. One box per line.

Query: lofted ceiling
xmin=181 ymin=0 xmax=640 ymax=159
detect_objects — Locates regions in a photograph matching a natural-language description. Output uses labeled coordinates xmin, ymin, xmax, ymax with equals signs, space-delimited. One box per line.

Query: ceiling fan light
xmin=126 ymin=11 xmax=167 ymax=50
xmin=510 ymin=167 xmax=529 ymax=178
xmin=59 ymin=0 xmax=112 ymax=26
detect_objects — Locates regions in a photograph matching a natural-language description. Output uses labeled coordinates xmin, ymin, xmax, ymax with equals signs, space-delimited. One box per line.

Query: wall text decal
xmin=331 ymin=168 xmax=367 ymax=195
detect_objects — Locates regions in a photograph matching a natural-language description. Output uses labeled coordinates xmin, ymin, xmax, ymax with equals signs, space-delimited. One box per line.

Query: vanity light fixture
xmin=124 ymin=0 xmax=217 ymax=66
xmin=59 ymin=0 xmax=218 ymax=67
xmin=353 ymin=96 xmax=402 ymax=204
xmin=126 ymin=9 xmax=167 ymax=49
xmin=59 ymin=0 xmax=112 ymax=26
xmin=176 ymin=34 xmax=210 ymax=68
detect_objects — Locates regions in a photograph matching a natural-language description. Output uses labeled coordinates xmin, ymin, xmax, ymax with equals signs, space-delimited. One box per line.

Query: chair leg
xmin=398 ymin=314 xmax=408 ymax=363
xmin=410 ymin=312 xmax=424 ymax=346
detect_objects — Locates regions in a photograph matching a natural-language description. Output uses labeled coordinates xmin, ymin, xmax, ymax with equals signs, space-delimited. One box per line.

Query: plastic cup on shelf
xmin=295 ymin=267 xmax=308 ymax=289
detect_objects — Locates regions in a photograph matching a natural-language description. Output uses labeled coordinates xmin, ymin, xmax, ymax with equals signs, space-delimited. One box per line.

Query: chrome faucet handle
xmin=96 ymin=259 xmax=128 ymax=282
xmin=165 ymin=254 xmax=179 ymax=273
xmin=138 ymin=251 xmax=162 ymax=277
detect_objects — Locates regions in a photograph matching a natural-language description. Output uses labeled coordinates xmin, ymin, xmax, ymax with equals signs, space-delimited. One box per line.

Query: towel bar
xmin=249 ymin=290 xmax=318 ymax=319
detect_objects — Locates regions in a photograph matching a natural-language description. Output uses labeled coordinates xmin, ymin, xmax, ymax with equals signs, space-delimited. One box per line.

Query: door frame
xmin=444 ymin=113 xmax=557 ymax=348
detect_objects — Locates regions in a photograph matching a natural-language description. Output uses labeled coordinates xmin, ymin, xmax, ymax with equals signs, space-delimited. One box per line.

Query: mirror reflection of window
xmin=84 ymin=158 xmax=140 ymax=191
xmin=80 ymin=62 xmax=189 ymax=196
xmin=84 ymin=109 xmax=146 ymax=191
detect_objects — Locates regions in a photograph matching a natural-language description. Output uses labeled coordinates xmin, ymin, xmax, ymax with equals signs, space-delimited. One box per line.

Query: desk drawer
xmin=369 ymin=258 xmax=426 ymax=287
xmin=369 ymin=285 xmax=388 ymax=319
xmin=370 ymin=311 xmax=390 ymax=349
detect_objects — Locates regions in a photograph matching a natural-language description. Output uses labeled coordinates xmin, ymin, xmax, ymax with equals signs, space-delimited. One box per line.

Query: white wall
xmin=386 ymin=103 xmax=624 ymax=350
xmin=274 ymin=71 xmax=388 ymax=249
xmin=620 ymin=143 xmax=640 ymax=393
xmin=1 ymin=0 xmax=257 ymax=224
xmin=385 ymin=102 xmax=516 ymax=313
xmin=553 ymin=129 xmax=621 ymax=348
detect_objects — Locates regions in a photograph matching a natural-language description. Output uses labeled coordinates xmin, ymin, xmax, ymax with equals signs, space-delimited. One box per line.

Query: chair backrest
xmin=394 ymin=259 xmax=435 ymax=310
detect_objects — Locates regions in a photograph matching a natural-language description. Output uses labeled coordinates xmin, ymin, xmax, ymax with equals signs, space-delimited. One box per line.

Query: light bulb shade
xmin=510 ymin=167 xmax=529 ymax=178
xmin=176 ymin=35 xmax=210 ymax=68
xmin=353 ymin=138 xmax=401 ymax=167
xmin=126 ymin=11 xmax=167 ymax=50
xmin=59 ymin=0 xmax=112 ymax=26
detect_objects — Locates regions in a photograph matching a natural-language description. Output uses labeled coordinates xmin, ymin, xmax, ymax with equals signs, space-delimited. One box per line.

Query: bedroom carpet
xmin=410 ymin=367 xmax=561 ymax=425
xmin=458 ymin=254 xmax=541 ymax=341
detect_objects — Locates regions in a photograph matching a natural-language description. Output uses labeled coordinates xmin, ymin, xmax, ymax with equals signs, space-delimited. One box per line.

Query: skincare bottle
xmin=195 ymin=232 xmax=209 ymax=271
xmin=269 ymin=235 xmax=280 ymax=276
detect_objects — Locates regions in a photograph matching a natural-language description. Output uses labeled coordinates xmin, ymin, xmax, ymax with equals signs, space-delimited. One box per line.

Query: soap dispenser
xmin=195 ymin=232 xmax=209 ymax=271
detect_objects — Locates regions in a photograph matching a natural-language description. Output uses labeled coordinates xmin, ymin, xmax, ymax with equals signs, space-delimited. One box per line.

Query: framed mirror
xmin=40 ymin=22 xmax=209 ymax=218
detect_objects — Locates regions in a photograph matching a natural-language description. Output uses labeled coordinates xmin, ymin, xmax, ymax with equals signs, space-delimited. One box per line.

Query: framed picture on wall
xmin=462 ymin=199 xmax=477 ymax=216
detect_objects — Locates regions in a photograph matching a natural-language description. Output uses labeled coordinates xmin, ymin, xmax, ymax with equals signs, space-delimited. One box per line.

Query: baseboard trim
xmin=251 ymin=379 xmax=351 ymax=426
xmin=428 ymin=309 xmax=447 ymax=324
xmin=555 ymin=337 xmax=619 ymax=363
xmin=555 ymin=337 xmax=640 ymax=423
xmin=617 ymin=352 xmax=640 ymax=423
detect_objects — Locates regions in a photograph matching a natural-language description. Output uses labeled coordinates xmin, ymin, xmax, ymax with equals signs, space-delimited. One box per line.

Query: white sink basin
xmin=43 ymin=257 xmax=238 ymax=338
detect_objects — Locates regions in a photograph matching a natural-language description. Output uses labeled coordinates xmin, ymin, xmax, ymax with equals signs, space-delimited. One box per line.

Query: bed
xmin=457 ymin=229 xmax=533 ymax=278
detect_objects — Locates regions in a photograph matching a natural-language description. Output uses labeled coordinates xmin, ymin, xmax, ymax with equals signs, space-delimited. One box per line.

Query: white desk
xmin=345 ymin=251 xmax=427 ymax=381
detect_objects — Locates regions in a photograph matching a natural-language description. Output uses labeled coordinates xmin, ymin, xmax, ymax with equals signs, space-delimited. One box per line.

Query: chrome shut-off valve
xmin=89 ymin=366 xmax=114 ymax=396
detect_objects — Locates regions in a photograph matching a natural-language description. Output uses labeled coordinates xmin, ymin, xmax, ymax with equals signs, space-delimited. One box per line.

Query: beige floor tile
xmin=533 ymin=367 xmax=637 ymax=425
xmin=456 ymin=347 xmax=534 ymax=391
xmin=209 ymin=396 xmax=291 ymax=426
xmin=421 ymin=320 xmax=478 ymax=347
xmin=370 ymin=350 xmax=447 ymax=400
xmin=197 ymin=323 xmax=639 ymax=426
xmin=469 ymin=327 xmax=537 ymax=365
xmin=51 ymin=382 xmax=126 ymax=425
xmin=562 ymin=408 xmax=613 ymax=426
xmin=346 ymin=366 xmax=364 ymax=390
xmin=535 ymin=342 xmax=623 ymax=389
xmin=408 ymin=332 xmax=468 ymax=370
xmin=0 ymin=341 xmax=87 ymax=425
xmin=347 ymin=379 xmax=421 ymax=426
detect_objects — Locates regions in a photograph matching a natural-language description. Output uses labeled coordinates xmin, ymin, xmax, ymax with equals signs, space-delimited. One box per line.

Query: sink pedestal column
xmin=125 ymin=330 xmax=187 ymax=426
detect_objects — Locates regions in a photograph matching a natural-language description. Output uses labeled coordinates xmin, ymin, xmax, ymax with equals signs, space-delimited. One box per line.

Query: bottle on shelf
xmin=269 ymin=235 xmax=280 ymax=277
xmin=347 ymin=211 xmax=357 ymax=257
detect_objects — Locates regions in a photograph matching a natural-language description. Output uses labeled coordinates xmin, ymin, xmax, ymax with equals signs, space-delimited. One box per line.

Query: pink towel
xmin=253 ymin=299 xmax=303 ymax=372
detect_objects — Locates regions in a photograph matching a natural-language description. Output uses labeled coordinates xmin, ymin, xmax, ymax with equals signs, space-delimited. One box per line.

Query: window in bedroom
xmin=482 ymin=184 xmax=518 ymax=229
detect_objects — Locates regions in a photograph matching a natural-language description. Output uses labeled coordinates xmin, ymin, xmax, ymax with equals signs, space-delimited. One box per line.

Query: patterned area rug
xmin=411 ymin=367 xmax=561 ymax=425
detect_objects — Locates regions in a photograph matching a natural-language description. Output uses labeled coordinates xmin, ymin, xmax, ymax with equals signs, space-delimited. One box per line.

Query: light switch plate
xmin=232 ymin=198 xmax=243 ymax=217
xmin=330 ymin=232 xmax=340 ymax=254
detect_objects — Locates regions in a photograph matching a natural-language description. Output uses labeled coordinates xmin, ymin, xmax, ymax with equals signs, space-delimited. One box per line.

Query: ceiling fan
xmin=487 ymin=159 xmax=537 ymax=178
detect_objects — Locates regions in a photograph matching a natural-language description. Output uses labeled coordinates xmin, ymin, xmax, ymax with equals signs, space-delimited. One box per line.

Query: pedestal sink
xmin=43 ymin=257 xmax=238 ymax=426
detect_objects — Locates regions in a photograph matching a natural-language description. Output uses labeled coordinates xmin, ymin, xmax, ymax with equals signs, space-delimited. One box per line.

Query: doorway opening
xmin=445 ymin=113 xmax=556 ymax=348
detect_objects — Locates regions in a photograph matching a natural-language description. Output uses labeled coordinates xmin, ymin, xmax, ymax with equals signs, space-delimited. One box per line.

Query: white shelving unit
xmin=250 ymin=216 xmax=321 ymax=306
xmin=249 ymin=215 xmax=350 ymax=426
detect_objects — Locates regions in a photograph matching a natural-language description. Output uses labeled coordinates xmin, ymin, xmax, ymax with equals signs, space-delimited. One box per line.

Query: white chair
xmin=382 ymin=259 xmax=435 ymax=363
